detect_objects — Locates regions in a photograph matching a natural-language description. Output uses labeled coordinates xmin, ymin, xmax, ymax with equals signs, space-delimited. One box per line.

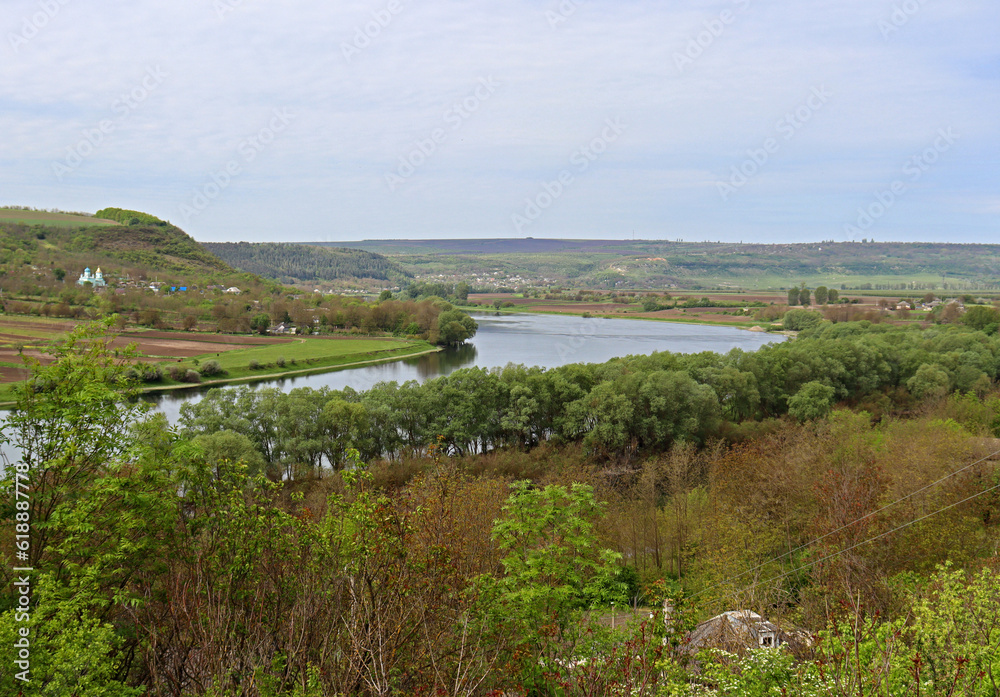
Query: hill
xmin=0 ymin=209 xmax=236 ymax=282
xmin=203 ymin=241 xmax=412 ymax=286
xmin=318 ymin=239 xmax=1000 ymax=291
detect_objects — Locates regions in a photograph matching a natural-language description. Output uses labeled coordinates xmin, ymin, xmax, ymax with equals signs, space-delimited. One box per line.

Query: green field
xmin=0 ymin=209 xmax=119 ymax=227
xmin=185 ymin=337 xmax=437 ymax=379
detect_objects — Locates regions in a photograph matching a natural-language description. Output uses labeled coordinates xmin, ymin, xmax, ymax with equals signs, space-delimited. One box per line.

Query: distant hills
xmin=203 ymin=242 xmax=412 ymax=286
xmin=318 ymin=239 xmax=1000 ymax=291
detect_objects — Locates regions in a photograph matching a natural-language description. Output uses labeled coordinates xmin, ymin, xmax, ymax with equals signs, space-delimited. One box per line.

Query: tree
xmin=907 ymin=363 xmax=951 ymax=400
xmin=250 ymin=312 xmax=270 ymax=334
xmin=436 ymin=309 xmax=478 ymax=346
xmin=798 ymin=284 xmax=811 ymax=306
xmin=490 ymin=481 xmax=624 ymax=688
xmin=378 ymin=289 xmax=393 ymax=302
xmin=782 ymin=308 xmax=824 ymax=331
xmin=787 ymin=287 xmax=800 ymax=305
xmin=0 ymin=317 xmax=165 ymax=694
xmin=814 ymin=285 xmax=829 ymax=305
xmin=828 ymin=288 xmax=839 ymax=304
xmin=961 ymin=304 xmax=1000 ymax=332
xmin=787 ymin=381 xmax=836 ymax=421
xmin=53 ymin=267 xmax=66 ymax=282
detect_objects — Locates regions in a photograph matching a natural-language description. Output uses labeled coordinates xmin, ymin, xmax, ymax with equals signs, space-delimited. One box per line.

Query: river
xmin=144 ymin=313 xmax=783 ymax=424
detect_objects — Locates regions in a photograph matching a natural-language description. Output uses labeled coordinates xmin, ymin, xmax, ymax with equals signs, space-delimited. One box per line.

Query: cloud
xmin=1 ymin=0 xmax=996 ymax=243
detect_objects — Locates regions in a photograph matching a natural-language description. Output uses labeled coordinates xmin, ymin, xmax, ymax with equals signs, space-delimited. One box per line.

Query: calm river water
xmin=144 ymin=313 xmax=783 ymax=424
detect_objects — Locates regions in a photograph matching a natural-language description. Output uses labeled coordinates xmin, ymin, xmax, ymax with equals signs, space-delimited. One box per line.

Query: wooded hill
xmin=202 ymin=241 xmax=412 ymax=286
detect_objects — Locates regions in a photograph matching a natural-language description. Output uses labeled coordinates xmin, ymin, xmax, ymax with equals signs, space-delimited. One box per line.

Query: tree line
xmin=203 ymin=242 xmax=412 ymax=285
xmin=180 ymin=320 xmax=1000 ymax=469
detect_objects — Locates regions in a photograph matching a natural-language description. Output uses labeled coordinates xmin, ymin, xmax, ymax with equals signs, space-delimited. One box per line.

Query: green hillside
xmin=0 ymin=209 xmax=239 ymax=282
xmin=203 ymin=241 xmax=412 ymax=285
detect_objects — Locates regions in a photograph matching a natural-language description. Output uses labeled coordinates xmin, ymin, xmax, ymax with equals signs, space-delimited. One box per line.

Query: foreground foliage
xmin=1 ymin=319 xmax=1000 ymax=695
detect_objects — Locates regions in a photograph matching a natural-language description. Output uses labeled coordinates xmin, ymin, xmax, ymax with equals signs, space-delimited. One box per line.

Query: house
xmin=678 ymin=610 xmax=809 ymax=655
xmin=224 ymin=287 xmax=242 ymax=295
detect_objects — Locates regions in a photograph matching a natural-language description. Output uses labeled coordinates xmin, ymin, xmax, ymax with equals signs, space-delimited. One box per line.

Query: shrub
xmin=248 ymin=359 xmax=261 ymax=370
xmin=199 ymin=360 xmax=223 ymax=377
xmin=782 ymin=308 xmax=824 ymax=331
xmin=275 ymin=356 xmax=286 ymax=368
xmin=183 ymin=369 xmax=202 ymax=383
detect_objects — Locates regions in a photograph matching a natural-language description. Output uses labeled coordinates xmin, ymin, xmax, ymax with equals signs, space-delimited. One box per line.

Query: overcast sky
xmin=2 ymin=0 xmax=997 ymax=244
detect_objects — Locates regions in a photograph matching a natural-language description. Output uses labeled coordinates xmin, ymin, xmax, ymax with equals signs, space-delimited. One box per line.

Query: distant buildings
xmin=77 ymin=267 xmax=106 ymax=287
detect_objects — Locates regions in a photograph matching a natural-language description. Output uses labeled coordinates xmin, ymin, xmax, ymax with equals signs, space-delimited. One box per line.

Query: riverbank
xmin=462 ymin=305 xmax=778 ymax=331
xmin=0 ymin=339 xmax=441 ymax=408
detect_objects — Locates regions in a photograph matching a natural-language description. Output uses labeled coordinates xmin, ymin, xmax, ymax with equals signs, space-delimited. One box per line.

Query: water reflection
xmin=412 ymin=342 xmax=478 ymax=379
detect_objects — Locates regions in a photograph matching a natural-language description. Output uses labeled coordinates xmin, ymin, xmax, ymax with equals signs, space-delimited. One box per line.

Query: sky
xmin=1 ymin=0 xmax=998 ymax=244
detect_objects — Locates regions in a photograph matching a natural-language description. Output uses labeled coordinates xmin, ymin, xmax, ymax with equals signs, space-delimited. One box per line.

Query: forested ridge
xmin=2 ymin=319 xmax=1000 ymax=695
xmin=202 ymin=242 xmax=412 ymax=285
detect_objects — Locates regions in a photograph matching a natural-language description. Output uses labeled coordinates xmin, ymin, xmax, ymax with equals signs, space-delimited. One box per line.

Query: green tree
xmin=489 ymin=481 xmax=623 ymax=688
xmin=814 ymin=285 xmax=829 ymax=305
xmin=782 ymin=308 xmax=824 ymax=331
xmin=378 ymin=289 xmax=393 ymax=302
xmin=250 ymin=312 xmax=271 ymax=334
xmin=786 ymin=287 xmax=800 ymax=305
xmin=828 ymin=288 xmax=839 ymax=303
xmin=961 ymin=304 xmax=1000 ymax=332
xmin=436 ymin=309 xmax=478 ymax=346
xmin=799 ymin=284 xmax=811 ymax=306
xmin=907 ymin=363 xmax=951 ymax=400
xmin=787 ymin=380 xmax=836 ymax=421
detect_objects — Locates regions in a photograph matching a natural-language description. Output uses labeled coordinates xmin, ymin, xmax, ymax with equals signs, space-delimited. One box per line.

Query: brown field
xmin=112 ymin=331 xmax=294 ymax=358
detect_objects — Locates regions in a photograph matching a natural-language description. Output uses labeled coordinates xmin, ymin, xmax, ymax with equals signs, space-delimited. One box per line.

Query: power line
xmin=692 ymin=446 xmax=1000 ymax=601
xmin=723 ymin=477 xmax=1000 ymax=604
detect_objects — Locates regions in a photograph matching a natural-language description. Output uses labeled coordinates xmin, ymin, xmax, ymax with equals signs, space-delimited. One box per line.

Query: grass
xmin=152 ymin=337 xmax=439 ymax=389
xmin=0 ymin=210 xmax=118 ymax=227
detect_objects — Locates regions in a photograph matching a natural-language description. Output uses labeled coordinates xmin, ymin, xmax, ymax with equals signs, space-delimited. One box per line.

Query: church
xmin=77 ymin=267 xmax=107 ymax=287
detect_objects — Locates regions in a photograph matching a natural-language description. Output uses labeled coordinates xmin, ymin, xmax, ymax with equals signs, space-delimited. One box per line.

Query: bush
xmin=183 ymin=369 xmax=202 ymax=383
xmin=275 ymin=356 xmax=286 ymax=368
xmin=782 ymin=308 xmax=824 ymax=331
xmin=248 ymin=359 xmax=261 ymax=370
xmin=199 ymin=360 xmax=223 ymax=377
